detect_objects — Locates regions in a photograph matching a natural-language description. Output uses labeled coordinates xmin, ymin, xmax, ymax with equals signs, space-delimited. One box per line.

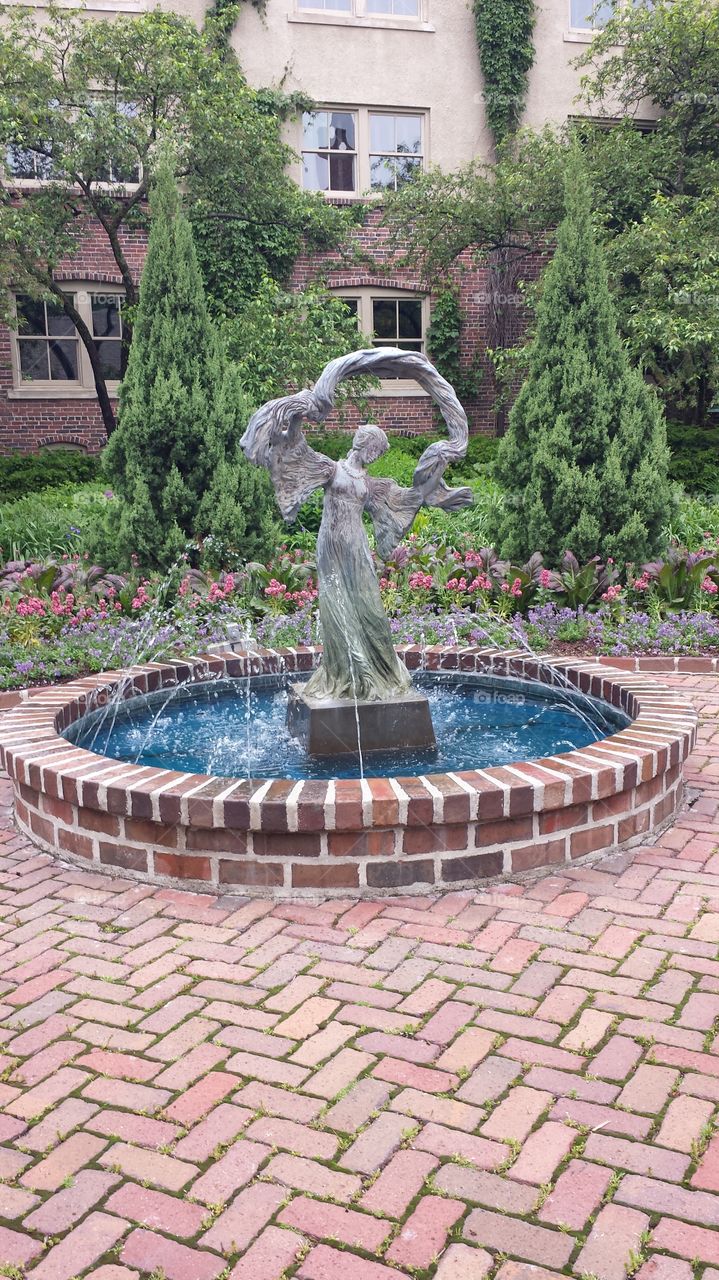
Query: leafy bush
xmin=101 ymin=163 xmax=277 ymax=571
xmin=667 ymin=422 xmax=719 ymax=495
xmin=495 ymin=148 xmax=671 ymax=564
xmin=0 ymin=485 xmax=110 ymax=560
xmin=663 ymin=488 xmax=719 ymax=549
xmin=0 ymin=450 xmax=100 ymax=502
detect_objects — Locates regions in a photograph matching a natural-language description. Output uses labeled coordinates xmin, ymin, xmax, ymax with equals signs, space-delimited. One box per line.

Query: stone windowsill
xmin=7 ymin=386 xmax=119 ymax=400
xmin=289 ymin=12 xmax=434 ymax=32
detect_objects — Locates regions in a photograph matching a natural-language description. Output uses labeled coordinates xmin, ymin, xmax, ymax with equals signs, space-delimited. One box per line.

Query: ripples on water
xmin=66 ymin=675 xmax=629 ymax=781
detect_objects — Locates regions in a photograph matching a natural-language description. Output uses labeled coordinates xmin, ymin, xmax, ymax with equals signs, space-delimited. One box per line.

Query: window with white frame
xmin=5 ymin=97 xmax=141 ymax=187
xmin=11 ymin=287 xmax=125 ymax=394
xmin=336 ymin=290 xmax=426 ymax=353
xmin=302 ymin=107 xmax=426 ymax=196
xmin=569 ymin=0 xmax=613 ymax=28
xmin=302 ymin=110 xmax=357 ymax=193
xmin=297 ymin=0 xmax=420 ymax=15
xmin=369 ymin=113 xmax=423 ymax=191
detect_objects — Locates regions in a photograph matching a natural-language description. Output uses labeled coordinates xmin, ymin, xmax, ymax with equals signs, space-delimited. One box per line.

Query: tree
xmin=494 ymin=149 xmax=670 ymax=566
xmin=0 ymin=4 xmax=348 ymax=433
xmin=99 ymin=161 xmax=277 ymax=571
xmin=577 ymin=0 xmax=719 ymax=424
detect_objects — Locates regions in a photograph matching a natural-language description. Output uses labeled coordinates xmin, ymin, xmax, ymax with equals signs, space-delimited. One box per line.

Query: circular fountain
xmin=0 ymin=352 xmax=698 ymax=895
xmin=0 ymin=644 xmax=696 ymax=896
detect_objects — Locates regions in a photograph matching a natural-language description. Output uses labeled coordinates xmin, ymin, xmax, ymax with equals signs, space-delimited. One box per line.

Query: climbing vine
xmin=428 ymin=286 xmax=483 ymax=403
xmin=473 ymin=0 xmax=536 ymax=149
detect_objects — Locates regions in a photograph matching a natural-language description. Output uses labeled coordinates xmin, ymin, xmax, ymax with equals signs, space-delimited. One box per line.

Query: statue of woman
xmin=240 ymin=348 xmax=473 ymax=704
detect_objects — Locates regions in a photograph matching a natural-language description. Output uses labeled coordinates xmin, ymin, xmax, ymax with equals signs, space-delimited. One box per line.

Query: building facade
xmin=0 ymin=0 xmax=635 ymax=453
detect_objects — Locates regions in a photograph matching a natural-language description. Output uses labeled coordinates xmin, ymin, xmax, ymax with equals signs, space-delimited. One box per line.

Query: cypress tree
xmin=495 ymin=147 xmax=670 ymax=566
xmin=101 ymin=160 xmax=277 ymax=571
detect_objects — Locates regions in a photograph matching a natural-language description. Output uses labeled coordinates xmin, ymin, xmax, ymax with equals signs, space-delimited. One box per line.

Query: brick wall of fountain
xmin=0 ymin=648 xmax=697 ymax=897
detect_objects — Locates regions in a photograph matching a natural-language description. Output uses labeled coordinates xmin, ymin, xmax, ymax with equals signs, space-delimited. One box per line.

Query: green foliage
xmin=222 ymin=277 xmax=367 ymax=406
xmin=473 ymin=0 xmax=536 ymax=148
xmin=0 ymin=6 xmax=349 ymax=430
xmin=0 ymin=485 xmax=109 ymax=561
xmin=495 ymin=148 xmax=671 ymax=565
xmin=99 ymin=163 xmax=277 ymax=571
xmin=667 ymin=422 xmax=719 ymax=495
xmin=0 ymin=450 xmax=100 ymax=502
xmin=427 ymin=286 xmax=483 ymax=401
xmin=663 ymin=487 xmax=719 ymax=550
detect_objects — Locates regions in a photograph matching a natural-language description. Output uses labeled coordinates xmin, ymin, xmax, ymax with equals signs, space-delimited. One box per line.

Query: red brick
xmin=386 ymin=1195 xmax=464 ymax=1269
xmin=280 ymin=1196 xmax=391 ymax=1250
xmin=575 ymin=1204 xmax=651 ymax=1280
xmin=361 ymin=1149 xmax=438 ymax=1216
xmin=230 ymin=1225 xmax=306 ymax=1279
xmin=540 ymin=1159 xmax=612 ymax=1228
xmin=200 ymin=1183 xmax=287 ymax=1254
xmin=29 ymin=1211 xmax=129 ymax=1280
xmin=297 ymin=1244 xmax=402 ymax=1278
xmin=121 ymin=1229 xmax=224 ymax=1280
xmin=463 ymin=1208 xmax=573 ymax=1269
xmin=104 ymin=1184 xmax=207 ymax=1238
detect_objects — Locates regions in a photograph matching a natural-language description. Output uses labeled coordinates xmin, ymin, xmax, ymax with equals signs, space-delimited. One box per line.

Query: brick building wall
xmin=0 ymin=204 xmax=541 ymax=455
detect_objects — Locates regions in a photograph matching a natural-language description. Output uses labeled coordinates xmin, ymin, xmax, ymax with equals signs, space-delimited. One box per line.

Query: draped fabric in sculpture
xmin=240 ymin=348 xmax=473 ymax=703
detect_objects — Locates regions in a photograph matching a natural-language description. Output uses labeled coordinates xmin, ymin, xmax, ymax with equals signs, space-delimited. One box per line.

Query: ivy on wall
xmin=428 ymin=286 xmax=483 ymax=402
xmin=473 ymin=0 xmax=536 ymax=149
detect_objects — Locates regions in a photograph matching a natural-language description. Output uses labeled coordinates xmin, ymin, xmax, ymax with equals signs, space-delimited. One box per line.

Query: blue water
xmin=65 ymin=675 xmax=628 ymax=781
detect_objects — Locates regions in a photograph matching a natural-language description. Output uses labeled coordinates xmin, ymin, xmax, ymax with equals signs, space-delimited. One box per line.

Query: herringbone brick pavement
xmin=0 ymin=671 xmax=718 ymax=1279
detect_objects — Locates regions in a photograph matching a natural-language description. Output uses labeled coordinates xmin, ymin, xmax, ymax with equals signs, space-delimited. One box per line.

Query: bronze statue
xmin=240 ymin=348 xmax=472 ymax=707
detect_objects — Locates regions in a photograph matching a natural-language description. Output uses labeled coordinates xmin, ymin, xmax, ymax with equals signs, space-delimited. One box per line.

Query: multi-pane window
xmin=15 ymin=295 xmax=80 ymax=383
xmin=369 ymin=113 xmax=423 ymax=191
xmin=5 ymin=146 xmax=54 ymax=181
xmin=91 ymin=294 xmax=124 ymax=379
xmin=297 ymin=0 xmax=420 ymax=12
xmin=372 ymin=298 xmax=423 ymax=351
xmin=367 ymin=0 xmax=419 ymax=13
xmin=570 ymin=0 xmax=612 ymax=27
xmin=11 ymin=287 xmax=125 ymax=393
xmin=302 ymin=110 xmax=357 ymax=193
xmin=302 ymin=108 xmax=426 ymax=195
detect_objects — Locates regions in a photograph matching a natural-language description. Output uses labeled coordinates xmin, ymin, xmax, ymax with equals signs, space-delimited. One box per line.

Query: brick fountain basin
xmin=0 ymin=647 xmax=697 ymax=897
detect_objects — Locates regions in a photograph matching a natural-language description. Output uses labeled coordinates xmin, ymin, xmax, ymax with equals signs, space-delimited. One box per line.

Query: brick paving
xmin=0 ymin=668 xmax=717 ymax=1279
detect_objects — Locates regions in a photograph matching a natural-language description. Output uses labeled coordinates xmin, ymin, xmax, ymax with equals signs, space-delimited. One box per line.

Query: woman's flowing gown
xmin=304 ymin=459 xmax=412 ymax=702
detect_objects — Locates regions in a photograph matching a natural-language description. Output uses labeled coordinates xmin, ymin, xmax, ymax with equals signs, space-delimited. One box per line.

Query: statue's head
xmin=352 ymin=424 xmax=389 ymax=466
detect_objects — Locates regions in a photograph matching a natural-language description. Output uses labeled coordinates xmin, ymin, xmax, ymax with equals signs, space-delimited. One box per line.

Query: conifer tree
xmin=495 ymin=148 xmax=670 ymax=566
xmin=101 ymin=160 xmax=277 ymax=571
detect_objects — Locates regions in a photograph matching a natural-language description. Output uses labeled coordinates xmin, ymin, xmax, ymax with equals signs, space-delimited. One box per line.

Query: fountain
xmin=0 ymin=351 xmax=698 ymax=896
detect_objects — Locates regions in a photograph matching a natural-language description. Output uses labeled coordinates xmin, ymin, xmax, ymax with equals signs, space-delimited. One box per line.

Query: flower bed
xmin=3 ymin=539 xmax=719 ymax=691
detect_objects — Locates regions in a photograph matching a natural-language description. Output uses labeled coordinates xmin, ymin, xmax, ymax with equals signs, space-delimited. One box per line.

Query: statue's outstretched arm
xmin=241 ymin=392 xmax=335 ymax=523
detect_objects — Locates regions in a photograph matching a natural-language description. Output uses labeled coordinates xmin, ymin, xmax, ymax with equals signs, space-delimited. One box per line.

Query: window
xmin=367 ymin=0 xmax=419 ymax=12
xmin=332 ymin=289 xmax=428 ymax=393
xmin=372 ymin=298 xmax=423 ymax=351
xmin=15 ymin=295 xmax=80 ymax=383
xmin=296 ymin=0 xmax=421 ymax=15
xmin=570 ymin=0 xmax=613 ymax=28
xmin=5 ymin=145 xmax=54 ymax=181
xmin=10 ymin=286 xmax=124 ymax=397
xmin=369 ymin=113 xmax=423 ymax=190
xmin=302 ymin=110 xmax=357 ymax=193
xmin=301 ymin=107 xmax=427 ymax=196
xmin=91 ymin=294 xmax=124 ymax=378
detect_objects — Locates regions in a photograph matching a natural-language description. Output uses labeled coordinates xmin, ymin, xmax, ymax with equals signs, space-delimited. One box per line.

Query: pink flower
xmin=701 ymin=577 xmax=718 ymax=594
xmin=446 ymin=577 xmax=468 ymax=592
xmin=264 ymin=579 xmax=287 ymax=598
xmin=601 ymin=584 xmax=622 ymax=602
xmin=539 ymin=568 xmax=553 ymax=589
xmin=408 ymin=571 xmax=433 ymax=590
xmin=469 ymin=573 xmax=492 ymax=592
xmin=633 ymin=572 xmax=651 ymax=592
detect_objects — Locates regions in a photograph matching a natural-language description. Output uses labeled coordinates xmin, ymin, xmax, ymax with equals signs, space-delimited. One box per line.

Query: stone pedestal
xmin=287 ymin=682 xmax=436 ymax=756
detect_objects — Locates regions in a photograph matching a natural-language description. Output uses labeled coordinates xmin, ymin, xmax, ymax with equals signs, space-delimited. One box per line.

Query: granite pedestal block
xmin=287 ymin=682 xmax=436 ymax=756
